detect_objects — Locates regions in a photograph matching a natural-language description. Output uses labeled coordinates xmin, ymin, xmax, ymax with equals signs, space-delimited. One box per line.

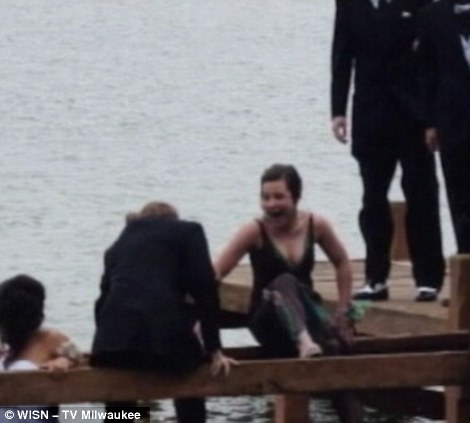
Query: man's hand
xmin=425 ymin=127 xmax=440 ymax=152
xmin=210 ymin=350 xmax=239 ymax=377
xmin=332 ymin=116 xmax=348 ymax=143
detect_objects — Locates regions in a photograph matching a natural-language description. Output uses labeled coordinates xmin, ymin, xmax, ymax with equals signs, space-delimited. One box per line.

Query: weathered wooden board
xmin=0 ymin=351 xmax=469 ymax=406
xmin=227 ymin=332 xmax=470 ymax=358
xmin=220 ymin=260 xmax=450 ymax=335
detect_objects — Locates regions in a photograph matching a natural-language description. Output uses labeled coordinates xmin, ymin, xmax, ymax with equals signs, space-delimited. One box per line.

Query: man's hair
xmin=126 ymin=201 xmax=179 ymax=223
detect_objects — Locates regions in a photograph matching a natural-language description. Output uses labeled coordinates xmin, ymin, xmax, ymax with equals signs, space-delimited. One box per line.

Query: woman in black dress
xmin=214 ymin=164 xmax=362 ymax=422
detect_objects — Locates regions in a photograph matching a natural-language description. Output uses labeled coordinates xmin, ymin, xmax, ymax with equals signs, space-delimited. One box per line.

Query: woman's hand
xmin=332 ymin=309 xmax=354 ymax=345
xmin=209 ymin=350 xmax=239 ymax=377
xmin=40 ymin=357 xmax=72 ymax=372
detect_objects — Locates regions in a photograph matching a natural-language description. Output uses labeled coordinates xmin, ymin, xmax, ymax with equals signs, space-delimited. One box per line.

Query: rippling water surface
xmin=1 ymin=1 xmax=450 ymax=421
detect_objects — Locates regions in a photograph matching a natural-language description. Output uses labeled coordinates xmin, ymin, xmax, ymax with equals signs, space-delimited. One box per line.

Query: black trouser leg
xmin=174 ymin=398 xmax=206 ymax=423
xmin=357 ymin=155 xmax=397 ymax=284
xmin=441 ymin=145 xmax=470 ymax=253
xmin=400 ymin=139 xmax=444 ymax=290
xmin=93 ymin=350 xmax=206 ymax=423
xmin=330 ymin=391 xmax=364 ymax=423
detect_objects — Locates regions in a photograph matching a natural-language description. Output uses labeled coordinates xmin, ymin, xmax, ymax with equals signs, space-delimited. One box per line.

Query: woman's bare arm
xmin=314 ymin=214 xmax=352 ymax=312
xmin=213 ymin=221 xmax=259 ymax=280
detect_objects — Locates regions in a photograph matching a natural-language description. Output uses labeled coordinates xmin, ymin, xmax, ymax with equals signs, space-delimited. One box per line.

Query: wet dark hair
xmin=260 ymin=164 xmax=302 ymax=203
xmin=0 ymin=275 xmax=45 ymax=365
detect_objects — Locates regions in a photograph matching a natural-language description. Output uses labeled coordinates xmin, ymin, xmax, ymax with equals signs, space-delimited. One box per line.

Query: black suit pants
xmin=440 ymin=142 xmax=470 ymax=253
xmin=92 ymin=350 xmax=206 ymax=423
xmin=355 ymin=135 xmax=444 ymax=289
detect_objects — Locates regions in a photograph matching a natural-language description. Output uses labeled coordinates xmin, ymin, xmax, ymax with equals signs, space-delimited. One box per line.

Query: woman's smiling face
xmin=260 ymin=179 xmax=297 ymax=227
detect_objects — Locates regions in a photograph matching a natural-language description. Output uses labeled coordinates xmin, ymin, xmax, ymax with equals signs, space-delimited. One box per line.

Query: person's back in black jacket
xmin=91 ymin=201 xmax=233 ymax=423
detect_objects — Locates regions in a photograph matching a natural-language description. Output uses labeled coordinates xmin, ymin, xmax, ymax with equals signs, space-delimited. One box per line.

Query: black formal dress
xmin=331 ymin=0 xmax=444 ymax=295
xmin=247 ymin=218 xmax=363 ymax=423
xmin=248 ymin=217 xmax=336 ymax=356
xmin=91 ymin=216 xmax=221 ymax=423
xmin=418 ymin=0 xmax=470 ymax=252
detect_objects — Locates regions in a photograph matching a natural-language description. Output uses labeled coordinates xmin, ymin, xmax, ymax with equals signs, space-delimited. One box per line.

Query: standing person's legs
xmin=441 ymin=144 xmax=470 ymax=253
xmin=400 ymin=136 xmax=444 ymax=300
xmin=354 ymin=153 xmax=397 ymax=300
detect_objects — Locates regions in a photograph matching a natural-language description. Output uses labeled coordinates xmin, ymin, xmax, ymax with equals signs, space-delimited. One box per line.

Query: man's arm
xmin=181 ymin=222 xmax=222 ymax=354
xmin=416 ymin=7 xmax=439 ymax=151
xmin=94 ymin=249 xmax=112 ymax=325
xmin=331 ymin=0 xmax=353 ymax=142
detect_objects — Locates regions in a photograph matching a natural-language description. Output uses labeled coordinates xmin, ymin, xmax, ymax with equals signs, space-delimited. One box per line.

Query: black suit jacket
xmin=331 ymin=0 xmax=430 ymax=154
xmin=91 ymin=217 xmax=221 ymax=365
xmin=418 ymin=0 xmax=470 ymax=149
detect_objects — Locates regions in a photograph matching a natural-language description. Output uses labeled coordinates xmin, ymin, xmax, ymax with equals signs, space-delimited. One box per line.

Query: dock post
xmin=390 ymin=201 xmax=409 ymax=261
xmin=446 ymin=254 xmax=470 ymax=423
xmin=274 ymin=394 xmax=310 ymax=423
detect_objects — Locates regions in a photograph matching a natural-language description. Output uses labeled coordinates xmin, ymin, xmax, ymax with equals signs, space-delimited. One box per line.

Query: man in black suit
xmin=331 ymin=0 xmax=445 ymax=301
xmin=418 ymin=0 xmax=470 ymax=253
xmin=91 ymin=202 xmax=234 ymax=423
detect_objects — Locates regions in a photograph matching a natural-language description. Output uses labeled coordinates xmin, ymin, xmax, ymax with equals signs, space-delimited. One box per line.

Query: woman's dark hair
xmin=260 ymin=164 xmax=302 ymax=202
xmin=0 ymin=275 xmax=45 ymax=365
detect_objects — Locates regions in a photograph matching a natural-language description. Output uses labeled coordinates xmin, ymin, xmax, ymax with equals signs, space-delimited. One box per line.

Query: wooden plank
xmin=350 ymin=331 xmax=470 ymax=354
xmin=0 ymin=351 xmax=469 ymax=406
xmin=226 ymin=332 xmax=470 ymax=359
xmin=446 ymin=255 xmax=470 ymax=423
xmin=449 ymin=255 xmax=470 ymax=330
xmin=220 ymin=260 xmax=450 ymax=336
xmin=353 ymin=304 xmax=448 ymax=336
xmin=274 ymin=395 xmax=310 ymax=423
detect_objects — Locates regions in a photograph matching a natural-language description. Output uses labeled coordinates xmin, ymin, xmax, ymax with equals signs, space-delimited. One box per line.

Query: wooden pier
xmin=0 ymin=258 xmax=467 ymax=422
xmin=219 ymin=202 xmax=450 ymax=337
xmin=1 ymin=203 xmax=469 ymax=422
xmin=220 ymin=259 xmax=450 ymax=336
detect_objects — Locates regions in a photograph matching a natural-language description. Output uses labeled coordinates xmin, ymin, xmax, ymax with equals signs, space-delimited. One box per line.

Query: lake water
xmin=1 ymin=1 xmax=450 ymax=421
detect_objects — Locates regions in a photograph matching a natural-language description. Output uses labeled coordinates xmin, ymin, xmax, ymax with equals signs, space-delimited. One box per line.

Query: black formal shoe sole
xmin=415 ymin=292 xmax=437 ymax=302
xmin=353 ymin=289 xmax=389 ymax=301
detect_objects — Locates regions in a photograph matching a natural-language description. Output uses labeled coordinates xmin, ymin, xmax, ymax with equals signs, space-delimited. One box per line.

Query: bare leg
xmin=298 ymin=328 xmax=323 ymax=358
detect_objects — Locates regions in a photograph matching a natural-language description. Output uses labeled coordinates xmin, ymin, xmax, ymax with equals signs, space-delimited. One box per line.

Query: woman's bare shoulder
xmin=226 ymin=219 xmax=259 ymax=239
xmin=234 ymin=219 xmax=262 ymax=248
xmin=299 ymin=210 xmax=327 ymax=225
xmin=304 ymin=211 xmax=333 ymax=239
xmin=241 ymin=219 xmax=261 ymax=235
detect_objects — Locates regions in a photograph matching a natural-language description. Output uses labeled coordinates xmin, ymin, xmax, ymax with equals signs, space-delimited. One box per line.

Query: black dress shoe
xmin=353 ymin=283 xmax=389 ymax=301
xmin=415 ymin=288 xmax=438 ymax=302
